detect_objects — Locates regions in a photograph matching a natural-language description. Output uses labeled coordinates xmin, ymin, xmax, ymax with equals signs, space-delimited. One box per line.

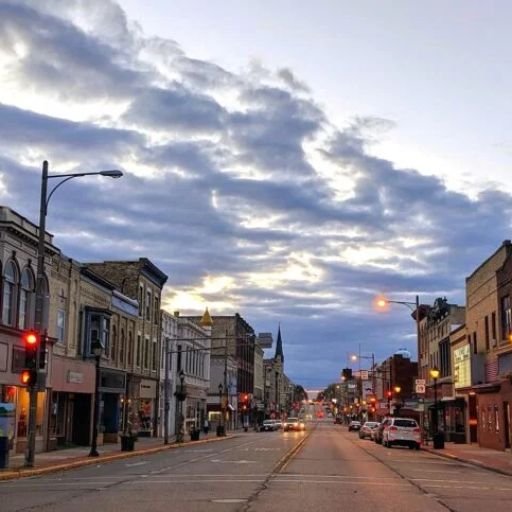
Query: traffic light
xmin=386 ymin=390 xmax=392 ymax=399
xmin=20 ymin=369 xmax=37 ymax=387
xmin=21 ymin=330 xmax=40 ymax=387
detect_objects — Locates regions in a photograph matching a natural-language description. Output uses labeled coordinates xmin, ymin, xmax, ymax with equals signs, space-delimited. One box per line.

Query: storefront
xmin=48 ymin=356 xmax=95 ymax=449
xmin=1 ymin=335 xmax=50 ymax=454
xmin=138 ymin=378 xmax=157 ymax=437
xmin=99 ymin=368 xmax=126 ymax=443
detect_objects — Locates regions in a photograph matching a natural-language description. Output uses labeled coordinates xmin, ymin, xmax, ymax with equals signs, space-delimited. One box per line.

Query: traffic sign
xmin=415 ymin=379 xmax=426 ymax=386
xmin=415 ymin=384 xmax=426 ymax=394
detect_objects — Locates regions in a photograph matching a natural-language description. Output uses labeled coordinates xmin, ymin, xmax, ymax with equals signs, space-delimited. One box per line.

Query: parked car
xmin=348 ymin=420 xmax=361 ymax=431
xmin=373 ymin=418 xmax=391 ymax=444
xmin=272 ymin=419 xmax=283 ymax=430
xmin=283 ymin=417 xmax=305 ymax=432
xmin=261 ymin=420 xmax=278 ymax=432
xmin=382 ymin=417 xmax=421 ymax=449
xmin=358 ymin=421 xmax=380 ymax=439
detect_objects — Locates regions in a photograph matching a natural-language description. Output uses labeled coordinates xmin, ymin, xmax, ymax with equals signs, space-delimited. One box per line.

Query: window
xmin=120 ymin=329 xmax=125 ymax=367
xmin=127 ymin=331 xmax=133 ymax=366
xmin=472 ymin=332 xmax=477 ymax=355
xmin=501 ymin=295 xmax=512 ymax=341
xmin=485 ymin=316 xmax=490 ymax=351
xmin=138 ymin=285 xmax=144 ymax=316
xmin=154 ymin=297 xmax=159 ymax=324
xmin=491 ymin=312 xmax=497 ymax=342
xmin=19 ymin=268 xmax=35 ymax=329
xmin=111 ymin=325 xmax=117 ymax=362
xmin=144 ymin=337 xmax=149 ymax=368
xmin=177 ymin=345 xmax=182 ymax=371
xmin=136 ymin=334 xmax=141 ymax=366
xmin=87 ymin=312 xmax=110 ymax=356
xmin=56 ymin=310 xmax=66 ymax=343
xmin=146 ymin=290 xmax=151 ymax=320
xmin=495 ymin=405 xmax=500 ymax=432
xmin=2 ymin=261 xmax=18 ymax=326
xmin=152 ymin=339 xmax=157 ymax=370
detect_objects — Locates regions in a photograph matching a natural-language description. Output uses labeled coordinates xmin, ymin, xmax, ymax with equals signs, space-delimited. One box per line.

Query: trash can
xmin=216 ymin=425 xmax=225 ymax=437
xmin=120 ymin=435 xmax=136 ymax=452
xmin=0 ymin=437 xmax=9 ymax=469
xmin=433 ymin=432 xmax=445 ymax=449
xmin=190 ymin=428 xmax=200 ymax=441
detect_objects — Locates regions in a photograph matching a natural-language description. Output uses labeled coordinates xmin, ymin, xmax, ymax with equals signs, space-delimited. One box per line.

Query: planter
xmin=120 ymin=435 xmax=137 ymax=452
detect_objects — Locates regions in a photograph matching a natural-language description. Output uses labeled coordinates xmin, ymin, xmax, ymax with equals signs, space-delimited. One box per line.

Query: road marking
xmin=211 ymin=499 xmax=248 ymax=503
xmin=210 ymin=459 xmax=257 ymax=464
xmin=125 ymin=461 xmax=148 ymax=467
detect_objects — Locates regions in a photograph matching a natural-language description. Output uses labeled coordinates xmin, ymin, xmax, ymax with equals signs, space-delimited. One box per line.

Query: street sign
xmin=415 ymin=379 xmax=426 ymax=386
xmin=415 ymin=384 xmax=426 ymax=394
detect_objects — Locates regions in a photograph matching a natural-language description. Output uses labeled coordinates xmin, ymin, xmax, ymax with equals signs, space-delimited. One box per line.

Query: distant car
xmin=382 ymin=417 xmax=421 ymax=449
xmin=283 ymin=417 xmax=305 ymax=432
xmin=261 ymin=420 xmax=278 ymax=432
xmin=272 ymin=419 xmax=283 ymax=430
xmin=348 ymin=420 xmax=361 ymax=431
xmin=358 ymin=421 xmax=380 ymax=439
xmin=373 ymin=418 xmax=391 ymax=444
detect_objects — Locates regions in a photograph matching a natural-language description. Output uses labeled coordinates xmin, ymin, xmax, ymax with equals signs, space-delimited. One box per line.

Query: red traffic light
xmin=24 ymin=331 xmax=39 ymax=346
xmin=386 ymin=391 xmax=392 ymax=398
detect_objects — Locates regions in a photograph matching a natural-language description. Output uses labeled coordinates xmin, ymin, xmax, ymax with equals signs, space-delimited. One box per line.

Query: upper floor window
xmin=501 ymin=295 xmax=512 ymax=341
xmin=2 ymin=261 xmax=18 ymax=326
xmin=19 ymin=267 xmax=35 ymax=330
xmin=120 ymin=329 xmax=125 ymax=367
xmin=138 ymin=285 xmax=144 ymax=317
xmin=85 ymin=310 xmax=110 ymax=357
xmin=146 ymin=290 xmax=151 ymax=320
xmin=154 ymin=297 xmax=159 ymax=325
xmin=127 ymin=331 xmax=133 ymax=366
xmin=56 ymin=309 xmax=66 ymax=343
xmin=111 ymin=324 xmax=117 ymax=362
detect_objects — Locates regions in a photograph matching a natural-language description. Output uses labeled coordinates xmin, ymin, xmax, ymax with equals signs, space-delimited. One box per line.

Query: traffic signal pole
xmin=25 ymin=162 xmax=48 ymax=468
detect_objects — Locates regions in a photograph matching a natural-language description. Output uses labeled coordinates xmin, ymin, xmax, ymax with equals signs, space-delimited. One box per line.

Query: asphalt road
xmin=1 ymin=421 xmax=511 ymax=512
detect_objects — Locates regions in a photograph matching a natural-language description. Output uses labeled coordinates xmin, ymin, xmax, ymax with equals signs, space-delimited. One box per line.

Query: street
xmin=1 ymin=421 xmax=511 ymax=512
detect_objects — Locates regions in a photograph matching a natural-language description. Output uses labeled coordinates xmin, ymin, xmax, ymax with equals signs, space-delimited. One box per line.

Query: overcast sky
xmin=1 ymin=0 xmax=511 ymax=388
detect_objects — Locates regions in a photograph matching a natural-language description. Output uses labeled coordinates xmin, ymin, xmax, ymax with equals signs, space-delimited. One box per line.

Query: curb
xmin=0 ymin=434 xmax=237 ymax=481
xmin=421 ymin=446 xmax=512 ymax=477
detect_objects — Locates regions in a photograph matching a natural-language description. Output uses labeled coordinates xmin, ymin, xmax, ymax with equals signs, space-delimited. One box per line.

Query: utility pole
xmin=163 ymin=336 xmax=170 ymax=444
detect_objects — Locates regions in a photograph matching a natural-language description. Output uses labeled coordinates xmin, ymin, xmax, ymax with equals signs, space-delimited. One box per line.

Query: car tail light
xmin=413 ymin=428 xmax=420 ymax=433
xmin=389 ymin=426 xmax=398 ymax=432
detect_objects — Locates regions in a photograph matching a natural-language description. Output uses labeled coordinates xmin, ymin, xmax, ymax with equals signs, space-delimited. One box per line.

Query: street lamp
xmin=430 ymin=367 xmax=440 ymax=439
xmin=89 ymin=339 xmax=104 ymax=457
xmin=217 ymin=383 xmax=225 ymax=436
xmin=394 ymin=386 xmax=402 ymax=417
xmin=175 ymin=369 xmax=186 ymax=443
xmin=25 ymin=160 xmax=123 ymax=468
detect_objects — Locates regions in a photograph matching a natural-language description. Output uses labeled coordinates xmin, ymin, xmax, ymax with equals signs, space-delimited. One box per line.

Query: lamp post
xmin=430 ymin=367 xmax=441 ymax=447
xmin=394 ymin=385 xmax=402 ymax=417
xmin=89 ymin=339 xmax=104 ymax=457
xmin=25 ymin=161 xmax=123 ymax=468
xmin=217 ymin=383 xmax=225 ymax=436
xmin=175 ymin=369 xmax=186 ymax=443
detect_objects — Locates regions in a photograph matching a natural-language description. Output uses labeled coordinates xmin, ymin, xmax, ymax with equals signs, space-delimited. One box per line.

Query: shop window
xmin=487 ymin=405 xmax=493 ymax=431
xmin=495 ymin=405 xmax=500 ymax=432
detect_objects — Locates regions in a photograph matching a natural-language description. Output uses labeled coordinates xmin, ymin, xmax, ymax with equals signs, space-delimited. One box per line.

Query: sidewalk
xmin=0 ymin=433 xmax=234 ymax=481
xmin=422 ymin=441 xmax=512 ymax=476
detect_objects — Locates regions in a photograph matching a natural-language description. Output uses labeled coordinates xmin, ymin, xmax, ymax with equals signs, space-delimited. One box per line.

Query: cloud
xmin=0 ymin=1 xmax=510 ymax=388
